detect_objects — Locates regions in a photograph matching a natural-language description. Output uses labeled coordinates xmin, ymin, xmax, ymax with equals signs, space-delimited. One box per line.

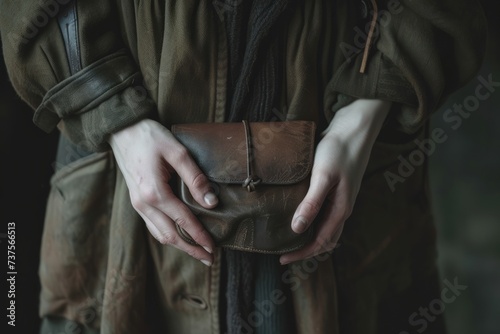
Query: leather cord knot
xmin=243 ymin=176 xmax=262 ymax=192
xmin=242 ymin=120 xmax=261 ymax=192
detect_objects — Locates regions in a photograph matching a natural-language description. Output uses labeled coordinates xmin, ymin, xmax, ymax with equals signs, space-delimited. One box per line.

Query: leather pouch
xmin=171 ymin=120 xmax=316 ymax=254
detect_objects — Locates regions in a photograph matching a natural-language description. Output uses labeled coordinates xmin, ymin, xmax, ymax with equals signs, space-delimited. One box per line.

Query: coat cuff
xmin=33 ymin=50 xmax=155 ymax=151
xmin=324 ymin=50 xmax=419 ymax=132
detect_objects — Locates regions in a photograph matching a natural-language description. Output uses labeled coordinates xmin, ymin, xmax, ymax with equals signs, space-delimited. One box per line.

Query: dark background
xmin=428 ymin=1 xmax=500 ymax=332
xmin=0 ymin=38 xmax=59 ymax=334
xmin=1 ymin=1 xmax=499 ymax=333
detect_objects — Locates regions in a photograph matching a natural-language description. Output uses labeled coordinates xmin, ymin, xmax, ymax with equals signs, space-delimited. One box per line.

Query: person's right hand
xmin=108 ymin=119 xmax=218 ymax=266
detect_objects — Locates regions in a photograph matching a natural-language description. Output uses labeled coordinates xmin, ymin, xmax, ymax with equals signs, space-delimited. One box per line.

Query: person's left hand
xmin=280 ymin=98 xmax=392 ymax=265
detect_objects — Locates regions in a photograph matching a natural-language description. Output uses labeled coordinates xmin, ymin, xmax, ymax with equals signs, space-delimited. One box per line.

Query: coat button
xmin=179 ymin=293 xmax=208 ymax=310
xmin=360 ymin=0 xmax=369 ymax=19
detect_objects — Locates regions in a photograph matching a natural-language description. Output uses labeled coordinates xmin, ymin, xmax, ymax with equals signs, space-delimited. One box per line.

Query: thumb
xmin=291 ymin=175 xmax=332 ymax=234
xmin=167 ymin=145 xmax=219 ymax=209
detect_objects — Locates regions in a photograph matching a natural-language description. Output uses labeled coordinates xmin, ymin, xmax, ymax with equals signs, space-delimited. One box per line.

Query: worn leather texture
xmin=172 ymin=121 xmax=316 ymax=254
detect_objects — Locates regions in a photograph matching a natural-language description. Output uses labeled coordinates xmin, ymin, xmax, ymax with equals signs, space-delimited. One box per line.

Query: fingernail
xmin=280 ymin=258 xmax=290 ymax=265
xmin=202 ymin=245 xmax=213 ymax=254
xmin=204 ymin=192 xmax=218 ymax=206
xmin=292 ymin=216 xmax=308 ymax=233
xmin=201 ymin=259 xmax=212 ymax=267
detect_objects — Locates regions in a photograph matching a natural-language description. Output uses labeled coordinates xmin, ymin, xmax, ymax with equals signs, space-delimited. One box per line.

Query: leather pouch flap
xmin=172 ymin=121 xmax=316 ymax=185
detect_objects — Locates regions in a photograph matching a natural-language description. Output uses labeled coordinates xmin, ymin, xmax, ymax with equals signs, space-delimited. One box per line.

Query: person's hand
xmin=108 ymin=119 xmax=218 ymax=266
xmin=280 ymin=99 xmax=391 ymax=265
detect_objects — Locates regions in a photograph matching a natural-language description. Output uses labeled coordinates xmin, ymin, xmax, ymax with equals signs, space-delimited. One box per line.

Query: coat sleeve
xmin=0 ymin=0 xmax=156 ymax=151
xmin=324 ymin=0 xmax=488 ymax=134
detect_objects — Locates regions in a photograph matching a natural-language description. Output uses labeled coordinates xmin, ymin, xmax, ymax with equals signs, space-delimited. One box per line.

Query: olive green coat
xmin=0 ymin=0 xmax=487 ymax=333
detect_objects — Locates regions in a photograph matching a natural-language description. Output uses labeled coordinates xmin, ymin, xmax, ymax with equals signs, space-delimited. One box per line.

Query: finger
xmin=291 ymin=171 xmax=338 ymax=234
xmin=155 ymin=189 xmax=215 ymax=254
xmin=137 ymin=204 xmax=214 ymax=266
xmin=164 ymin=134 xmax=218 ymax=209
xmin=279 ymin=221 xmax=342 ymax=265
xmin=281 ymin=185 xmax=348 ymax=264
xmin=280 ymin=220 xmax=339 ymax=265
xmin=129 ymin=174 xmax=216 ymax=254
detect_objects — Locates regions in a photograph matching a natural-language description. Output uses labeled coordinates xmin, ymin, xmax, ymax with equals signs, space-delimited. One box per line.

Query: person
xmin=0 ymin=0 xmax=487 ymax=333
